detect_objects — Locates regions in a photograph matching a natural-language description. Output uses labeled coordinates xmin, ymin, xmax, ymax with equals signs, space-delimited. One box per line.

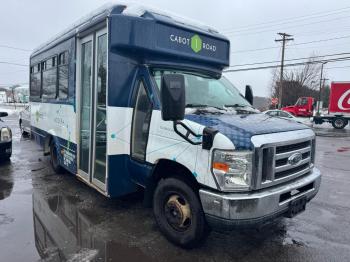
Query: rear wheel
xmin=153 ymin=177 xmax=208 ymax=248
xmin=19 ymin=120 xmax=24 ymax=135
xmin=19 ymin=120 xmax=29 ymax=137
xmin=50 ymin=141 xmax=64 ymax=174
xmin=332 ymin=118 xmax=348 ymax=129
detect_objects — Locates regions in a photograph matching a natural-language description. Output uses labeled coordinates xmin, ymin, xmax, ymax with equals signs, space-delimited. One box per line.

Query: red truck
xmin=282 ymin=97 xmax=315 ymax=117
xmin=314 ymin=82 xmax=350 ymax=129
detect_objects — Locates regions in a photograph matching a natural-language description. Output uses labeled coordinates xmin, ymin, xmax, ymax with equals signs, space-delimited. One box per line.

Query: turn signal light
xmin=212 ymin=162 xmax=229 ymax=173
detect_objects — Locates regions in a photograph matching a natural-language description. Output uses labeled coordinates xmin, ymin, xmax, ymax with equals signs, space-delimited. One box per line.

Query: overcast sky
xmin=1 ymin=0 xmax=350 ymax=96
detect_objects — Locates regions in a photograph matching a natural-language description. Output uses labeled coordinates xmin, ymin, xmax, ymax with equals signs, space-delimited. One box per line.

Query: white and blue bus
xmin=30 ymin=3 xmax=321 ymax=247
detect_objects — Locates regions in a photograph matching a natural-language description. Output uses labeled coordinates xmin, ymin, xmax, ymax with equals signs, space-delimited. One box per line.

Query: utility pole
xmin=317 ymin=62 xmax=328 ymax=115
xmin=275 ymin=33 xmax=294 ymax=109
xmin=318 ymin=77 xmax=329 ymax=115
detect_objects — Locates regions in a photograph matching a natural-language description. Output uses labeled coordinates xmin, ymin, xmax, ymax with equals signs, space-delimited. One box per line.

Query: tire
xmin=19 ymin=120 xmax=28 ymax=137
xmin=19 ymin=120 xmax=24 ymax=135
xmin=153 ymin=177 xmax=208 ymax=248
xmin=332 ymin=118 xmax=348 ymax=129
xmin=50 ymin=141 xmax=64 ymax=174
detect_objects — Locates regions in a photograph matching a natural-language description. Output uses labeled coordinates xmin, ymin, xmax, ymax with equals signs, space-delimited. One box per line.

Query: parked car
xmin=263 ymin=110 xmax=312 ymax=126
xmin=19 ymin=105 xmax=31 ymax=136
xmin=0 ymin=112 xmax=12 ymax=160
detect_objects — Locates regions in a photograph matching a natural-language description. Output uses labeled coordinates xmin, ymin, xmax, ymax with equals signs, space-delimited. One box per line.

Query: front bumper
xmin=199 ymin=168 xmax=321 ymax=229
xmin=0 ymin=140 xmax=12 ymax=158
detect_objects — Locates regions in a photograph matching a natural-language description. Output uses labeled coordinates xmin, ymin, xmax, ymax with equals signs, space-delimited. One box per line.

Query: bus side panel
xmin=30 ymin=36 xmax=77 ymax=175
xmin=105 ymin=46 xmax=141 ymax=197
xmin=30 ymin=102 xmax=77 ymax=174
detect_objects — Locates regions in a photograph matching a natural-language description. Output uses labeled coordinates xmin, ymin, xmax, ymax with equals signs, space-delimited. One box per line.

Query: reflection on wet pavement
xmin=1 ymin=115 xmax=350 ymax=262
xmin=33 ymin=191 xmax=154 ymax=262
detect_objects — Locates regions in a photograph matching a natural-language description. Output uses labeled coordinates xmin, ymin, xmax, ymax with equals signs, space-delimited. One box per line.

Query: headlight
xmin=0 ymin=127 xmax=12 ymax=141
xmin=212 ymin=150 xmax=253 ymax=191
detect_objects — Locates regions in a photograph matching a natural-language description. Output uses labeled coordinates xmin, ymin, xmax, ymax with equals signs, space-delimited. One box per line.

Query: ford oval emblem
xmin=288 ymin=153 xmax=302 ymax=166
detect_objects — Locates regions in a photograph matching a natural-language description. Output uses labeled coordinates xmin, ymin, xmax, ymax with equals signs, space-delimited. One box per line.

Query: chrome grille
xmin=252 ymin=130 xmax=316 ymax=189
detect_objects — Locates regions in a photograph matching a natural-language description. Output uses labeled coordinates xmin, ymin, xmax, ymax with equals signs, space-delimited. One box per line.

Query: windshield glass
xmin=151 ymin=69 xmax=252 ymax=110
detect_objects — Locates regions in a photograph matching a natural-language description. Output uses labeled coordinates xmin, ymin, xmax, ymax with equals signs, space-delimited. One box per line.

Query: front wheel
xmin=153 ymin=177 xmax=208 ymax=248
xmin=332 ymin=118 xmax=348 ymax=129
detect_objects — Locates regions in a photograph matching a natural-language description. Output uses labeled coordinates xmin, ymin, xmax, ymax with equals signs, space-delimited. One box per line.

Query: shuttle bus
xmin=29 ymin=3 xmax=321 ymax=247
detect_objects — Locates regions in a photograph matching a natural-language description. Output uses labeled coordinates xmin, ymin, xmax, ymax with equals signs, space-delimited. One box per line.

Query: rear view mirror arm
xmin=173 ymin=121 xmax=202 ymax=145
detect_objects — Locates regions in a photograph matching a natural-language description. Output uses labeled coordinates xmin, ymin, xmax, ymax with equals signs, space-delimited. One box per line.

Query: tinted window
xmin=58 ymin=51 xmax=68 ymax=99
xmin=267 ymin=111 xmax=278 ymax=116
xmin=42 ymin=58 xmax=57 ymax=99
xmin=279 ymin=111 xmax=292 ymax=118
xmin=131 ymin=81 xmax=152 ymax=160
xmin=58 ymin=52 xmax=67 ymax=65
xmin=30 ymin=71 xmax=41 ymax=97
xmin=296 ymin=97 xmax=308 ymax=106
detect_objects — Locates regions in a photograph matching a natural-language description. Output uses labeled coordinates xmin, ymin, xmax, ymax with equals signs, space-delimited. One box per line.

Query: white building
xmin=0 ymin=91 xmax=7 ymax=103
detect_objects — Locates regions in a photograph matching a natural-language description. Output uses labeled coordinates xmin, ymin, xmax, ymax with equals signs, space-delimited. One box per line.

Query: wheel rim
xmin=164 ymin=194 xmax=192 ymax=231
xmin=335 ymin=119 xmax=344 ymax=128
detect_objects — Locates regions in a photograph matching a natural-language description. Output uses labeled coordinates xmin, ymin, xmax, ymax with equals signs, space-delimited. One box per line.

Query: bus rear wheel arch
xmin=50 ymin=140 xmax=64 ymax=174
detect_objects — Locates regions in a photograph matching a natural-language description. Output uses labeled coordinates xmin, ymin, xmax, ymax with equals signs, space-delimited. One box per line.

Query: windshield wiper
xmin=224 ymin=104 xmax=248 ymax=108
xmin=186 ymin=103 xmax=210 ymax=108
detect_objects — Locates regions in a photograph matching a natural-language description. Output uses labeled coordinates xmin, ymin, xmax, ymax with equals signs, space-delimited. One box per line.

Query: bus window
xmin=42 ymin=57 xmax=57 ymax=99
xmin=30 ymin=64 xmax=41 ymax=98
xmin=131 ymin=81 xmax=153 ymax=161
xmin=58 ymin=52 xmax=68 ymax=99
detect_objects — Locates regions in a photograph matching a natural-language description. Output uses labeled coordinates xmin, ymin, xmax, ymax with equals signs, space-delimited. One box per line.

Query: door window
xmin=131 ymin=81 xmax=153 ymax=161
xmin=79 ymin=40 xmax=93 ymax=174
xmin=93 ymin=33 xmax=107 ymax=184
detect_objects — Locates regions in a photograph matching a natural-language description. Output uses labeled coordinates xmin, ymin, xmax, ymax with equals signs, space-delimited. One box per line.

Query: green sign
xmin=191 ymin=35 xmax=202 ymax=53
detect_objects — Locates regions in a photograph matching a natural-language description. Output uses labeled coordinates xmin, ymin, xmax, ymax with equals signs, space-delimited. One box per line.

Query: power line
xmin=0 ymin=69 xmax=27 ymax=76
xmin=229 ymin=52 xmax=350 ymax=68
xmin=224 ymin=56 xmax=350 ymax=73
xmin=292 ymin=26 xmax=350 ymax=38
xmin=326 ymin=65 xmax=350 ymax=70
xmin=221 ymin=6 xmax=350 ymax=33
xmin=0 ymin=61 xmax=28 ymax=67
xmin=226 ymin=15 xmax=350 ymax=37
xmin=231 ymin=35 xmax=350 ymax=54
xmin=290 ymin=35 xmax=350 ymax=47
xmin=0 ymin=44 xmax=32 ymax=52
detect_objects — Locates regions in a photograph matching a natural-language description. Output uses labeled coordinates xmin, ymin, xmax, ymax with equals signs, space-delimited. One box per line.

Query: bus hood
xmin=185 ymin=113 xmax=310 ymax=150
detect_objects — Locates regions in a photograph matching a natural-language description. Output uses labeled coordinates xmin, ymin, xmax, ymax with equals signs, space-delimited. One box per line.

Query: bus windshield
xmin=151 ymin=69 xmax=252 ymax=110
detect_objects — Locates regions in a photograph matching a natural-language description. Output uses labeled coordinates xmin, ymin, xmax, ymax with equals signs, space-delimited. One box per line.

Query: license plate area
xmin=285 ymin=196 xmax=307 ymax=218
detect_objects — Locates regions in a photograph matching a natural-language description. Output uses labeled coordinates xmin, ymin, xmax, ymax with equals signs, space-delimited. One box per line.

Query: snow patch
xmin=66 ymin=248 xmax=99 ymax=262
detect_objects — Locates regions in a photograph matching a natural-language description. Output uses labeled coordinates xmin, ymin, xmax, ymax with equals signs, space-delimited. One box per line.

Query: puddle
xmin=32 ymin=191 xmax=154 ymax=262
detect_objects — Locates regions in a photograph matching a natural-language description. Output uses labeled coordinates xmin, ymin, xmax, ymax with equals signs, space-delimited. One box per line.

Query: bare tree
xmin=270 ymin=56 xmax=324 ymax=106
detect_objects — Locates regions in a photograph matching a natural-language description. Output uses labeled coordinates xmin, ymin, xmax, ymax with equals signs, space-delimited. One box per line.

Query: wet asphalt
xmin=0 ymin=114 xmax=350 ymax=262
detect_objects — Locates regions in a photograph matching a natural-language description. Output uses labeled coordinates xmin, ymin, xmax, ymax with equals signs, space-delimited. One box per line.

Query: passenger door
xmin=77 ymin=28 xmax=107 ymax=191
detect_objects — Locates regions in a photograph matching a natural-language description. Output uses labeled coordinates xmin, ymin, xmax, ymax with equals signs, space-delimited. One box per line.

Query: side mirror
xmin=0 ymin=112 xmax=8 ymax=117
xmin=160 ymin=74 xmax=186 ymax=121
xmin=245 ymin=85 xmax=254 ymax=105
